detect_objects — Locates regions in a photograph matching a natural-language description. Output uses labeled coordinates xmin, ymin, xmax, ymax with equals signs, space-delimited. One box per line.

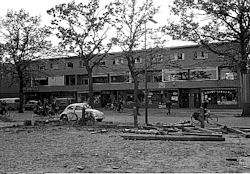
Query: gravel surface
xmin=1 ymin=125 xmax=250 ymax=173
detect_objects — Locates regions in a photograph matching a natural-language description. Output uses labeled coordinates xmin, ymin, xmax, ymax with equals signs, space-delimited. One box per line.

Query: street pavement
xmin=1 ymin=108 xmax=249 ymax=128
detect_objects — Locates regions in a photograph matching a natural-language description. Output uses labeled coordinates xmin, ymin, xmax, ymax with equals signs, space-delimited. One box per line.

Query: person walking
xmin=166 ymin=98 xmax=172 ymax=115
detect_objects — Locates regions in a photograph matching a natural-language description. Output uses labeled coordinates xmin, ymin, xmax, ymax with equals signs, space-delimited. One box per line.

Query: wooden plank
xmin=149 ymin=124 xmax=194 ymax=128
xmin=232 ymin=126 xmax=250 ymax=129
xmin=216 ymin=123 xmax=250 ymax=138
xmin=181 ymin=127 xmax=203 ymax=133
xmin=194 ymin=126 xmax=218 ymax=134
xmin=170 ymin=132 xmax=223 ymax=137
xmin=120 ymin=133 xmax=225 ymax=141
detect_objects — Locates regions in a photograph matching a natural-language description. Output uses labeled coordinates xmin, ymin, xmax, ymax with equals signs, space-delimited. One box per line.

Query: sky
xmin=0 ymin=0 xmax=195 ymax=47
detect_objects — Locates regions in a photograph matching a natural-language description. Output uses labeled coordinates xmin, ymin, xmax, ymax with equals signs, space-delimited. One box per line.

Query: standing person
xmin=166 ymin=98 xmax=172 ymax=115
xmin=117 ymin=96 xmax=122 ymax=112
xmin=51 ymin=99 xmax=58 ymax=115
xmin=43 ymin=98 xmax=49 ymax=116
xmin=117 ymin=98 xmax=124 ymax=112
xmin=34 ymin=100 xmax=42 ymax=115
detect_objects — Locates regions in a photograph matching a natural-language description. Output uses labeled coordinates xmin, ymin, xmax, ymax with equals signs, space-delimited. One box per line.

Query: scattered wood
xmin=181 ymin=127 xmax=202 ymax=133
xmin=232 ymin=126 xmax=250 ymax=132
xmin=232 ymin=126 xmax=250 ymax=129
xmin=215 ymin=123 xmax=250 ymax=138
xmin=172 ymin=132 xmax=223 ymax=137
xmin=123 ymin=128 xmax=162 ymax=135
xmin=120 ymin=133 xmax=225 ymax=141
xmin=77 ymin=166 xmax=84 ymax=170
xmin=226 ymin=158 xmax=238 ymax=161
xmin=194 ymin=127 xmax=217 ymax=134
xmin=149 ymin=121 xmax=194 ymax=129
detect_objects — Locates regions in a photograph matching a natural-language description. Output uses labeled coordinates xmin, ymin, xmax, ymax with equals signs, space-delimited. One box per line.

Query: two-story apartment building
xmin=0 ymin=44 xmax=240 ymax=109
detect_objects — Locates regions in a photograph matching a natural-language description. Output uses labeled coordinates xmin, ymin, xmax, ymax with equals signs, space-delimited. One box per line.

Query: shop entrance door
xmin=179 ymin=89 xmax=190 ymax=108
xmin=194 ymin=93 xmax=201 ymax=108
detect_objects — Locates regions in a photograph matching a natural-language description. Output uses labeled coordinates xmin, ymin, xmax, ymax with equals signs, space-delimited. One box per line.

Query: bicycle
xmin=191 ymin=109 xmax=218 ymax=125
xmin=0 ymin=110 xmax=13 ymax=122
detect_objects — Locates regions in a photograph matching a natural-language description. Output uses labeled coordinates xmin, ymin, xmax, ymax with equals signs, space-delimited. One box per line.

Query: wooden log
xmin=232 ymin=126 xmax=250 ymax=129
xmin=194 ymin=126 xmax=218 ymax=134
xmin=178 ymin=132 xmax=223 ymax=137
xmin=120 ymin=133 xmax=225 ymax=141
xmin=168 ymin=132 xmax=222 ymax=137
xmin=224 ymin=127 xmax=250 ymax=138
xmin=216 ymin=123 xmax=250 ymax=138
xmin=182 ymin=127 xmax=203 ymax=133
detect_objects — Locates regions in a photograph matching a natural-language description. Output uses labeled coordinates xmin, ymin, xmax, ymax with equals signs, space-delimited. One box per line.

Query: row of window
xmin=34 ymin=67 xmax=237 ymax=87
xmin=39 ymin=51 xmax=209 ymax=70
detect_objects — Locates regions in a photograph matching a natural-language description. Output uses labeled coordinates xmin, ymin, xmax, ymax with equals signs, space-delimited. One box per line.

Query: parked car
xmin=59 ymin=103 xmax=104 ymax=122
xmin=55 ymin=97 xmax=76 ymax=111
xmin=0 ymin=97 xmax=20 ymax=110
xmin=24 ymin=100 xmax=38 ymax=111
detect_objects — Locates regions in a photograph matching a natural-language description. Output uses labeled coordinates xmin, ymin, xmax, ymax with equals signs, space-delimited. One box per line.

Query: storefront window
xmin=65 ymin=75 xmax=76 ymax=86
xmin=190 ymin=68 xmax=217 ymax=80
xmin=93 ymin=76 xmax=109 ymax=83
xmin=162 ymin=68 xmax=217 ymax=81
xmin=162 ymin=69 xmax=189 ymax=81
xmin=203 ymin=89 xmax=237 ymax=105
xmin=220 ymin=67 xmax=237 ymax=80
xmin=110 ymin=75 xmax=129 ymax=83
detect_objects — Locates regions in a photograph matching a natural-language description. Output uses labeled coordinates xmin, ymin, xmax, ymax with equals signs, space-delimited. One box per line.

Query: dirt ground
xmin=1 ymin=124 xmax=250 ymax=173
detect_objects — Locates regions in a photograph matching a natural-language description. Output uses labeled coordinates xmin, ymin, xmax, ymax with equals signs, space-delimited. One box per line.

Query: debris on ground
xmin=120 ymin=120 xmax=250 ymax=141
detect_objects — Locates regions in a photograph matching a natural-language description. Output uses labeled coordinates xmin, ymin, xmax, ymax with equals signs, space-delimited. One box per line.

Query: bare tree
xmin=0 ymin=9 xmax=52 ymax=113
xmin=47 ymin=0 xmax=113 ymax=108
xmin=164 ymin=0 xmax=250 ymax=116
xmin=109 ymin=0 xmax=165 ymax=126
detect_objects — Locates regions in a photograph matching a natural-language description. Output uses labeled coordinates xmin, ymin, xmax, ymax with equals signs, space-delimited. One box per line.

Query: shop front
xmin=202 ymin=88 xmax=239 ymax=108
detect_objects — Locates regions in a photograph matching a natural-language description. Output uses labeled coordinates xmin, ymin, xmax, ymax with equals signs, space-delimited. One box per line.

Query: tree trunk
xmin=87 ymin=68 xmax=94 ymax=108
xmin=241 ymin=73 xmax=250 ymax=117
xmin=133 ymin=74 xmax=139 ymax=127
xmin=18 ymin=73 xmax=24 ymax=113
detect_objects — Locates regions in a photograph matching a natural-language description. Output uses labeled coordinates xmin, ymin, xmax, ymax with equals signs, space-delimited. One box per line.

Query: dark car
xmin=55 ymin=98 xmax=76 ymax=112
xmin=24 ymin=100 xmax=38 ymax=111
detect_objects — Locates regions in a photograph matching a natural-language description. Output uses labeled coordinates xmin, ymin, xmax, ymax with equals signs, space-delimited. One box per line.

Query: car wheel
xmin=60 ymin=114 xmax=68 ymax=123
xmin=96 ymin=118 xmax=103 ymax=122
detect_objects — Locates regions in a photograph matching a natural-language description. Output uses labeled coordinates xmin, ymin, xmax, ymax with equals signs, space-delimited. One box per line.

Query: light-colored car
xmin=0 ymin=97 xmax=20 ymax=110
xmin=59 ymin=103 xmax=104 ymax=122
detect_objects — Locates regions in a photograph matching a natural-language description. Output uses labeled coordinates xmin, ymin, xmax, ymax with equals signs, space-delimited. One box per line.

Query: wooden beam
xmin=120 ymin=133 xmax=225 ymax=141
xmin=170 ymin=132 xmax=223 ymax=137
xmin=194 ymin=126 xmax=218 ymax=134
xmin=216 ymin=123 xmax=250 ymax=138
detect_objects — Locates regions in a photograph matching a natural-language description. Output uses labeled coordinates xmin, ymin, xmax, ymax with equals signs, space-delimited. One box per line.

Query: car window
xmin=75 ymin=106 xmax=82 ymax=110
xmin=67 ymin=106 xmax=74 ymax=110
xmin=83 ymin=104 xmax=91 ymax=109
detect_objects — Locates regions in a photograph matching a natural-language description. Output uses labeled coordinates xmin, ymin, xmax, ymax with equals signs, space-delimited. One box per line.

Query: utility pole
xmin=144 ymin=18 xmax=157 ymax=126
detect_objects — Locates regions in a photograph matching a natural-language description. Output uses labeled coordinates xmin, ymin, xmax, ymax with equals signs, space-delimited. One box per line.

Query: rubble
xmin=120 ymin=120 xmax=250 ymax=141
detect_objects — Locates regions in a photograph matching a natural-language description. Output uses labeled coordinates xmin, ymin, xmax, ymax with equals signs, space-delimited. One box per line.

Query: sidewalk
xmin=0 ymin=108 xmax=247 ymax=128
xmin=101 ymin=108 xmax=249 ymax=127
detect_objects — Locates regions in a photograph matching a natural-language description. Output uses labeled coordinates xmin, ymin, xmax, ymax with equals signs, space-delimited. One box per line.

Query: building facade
xmin=0 ymin=44 xmax=240 ymax=109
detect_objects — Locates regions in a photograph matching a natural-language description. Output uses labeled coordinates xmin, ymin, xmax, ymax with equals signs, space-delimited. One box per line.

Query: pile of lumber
xmin=121 ymin=121 xmax=225 ymax=141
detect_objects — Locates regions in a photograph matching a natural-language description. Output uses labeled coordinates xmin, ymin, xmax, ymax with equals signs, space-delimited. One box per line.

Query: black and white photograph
xmin=0 ymin=0 xmax=250 ymax=173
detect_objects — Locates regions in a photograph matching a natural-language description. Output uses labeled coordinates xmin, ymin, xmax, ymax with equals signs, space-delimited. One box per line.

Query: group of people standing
xmin=34 ymin=99 xmax=58 ymax=116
